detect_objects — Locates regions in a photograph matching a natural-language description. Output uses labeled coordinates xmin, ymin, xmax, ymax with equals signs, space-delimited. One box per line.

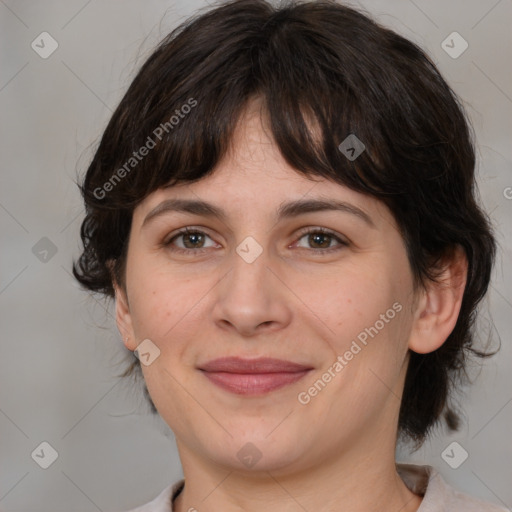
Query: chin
xmin=201 ymin=429 xmax=308 ymax=474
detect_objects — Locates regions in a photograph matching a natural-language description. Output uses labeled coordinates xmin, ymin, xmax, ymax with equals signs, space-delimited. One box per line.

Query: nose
xmin=211 ymin=245 xmax=293 ymax=338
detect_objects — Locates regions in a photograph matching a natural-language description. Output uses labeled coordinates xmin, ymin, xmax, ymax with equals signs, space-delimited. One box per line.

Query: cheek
xmin=126 ymin=258 xmax=218 ymax=359
xmin=305 ymin=267 xmax=395 ymax=337
xmin=130 ymin=285 xmax=187 ymax=342
xmin=126 ymin=257 xmax=185 ymax=340
xmin=310 ymin=264 xmax=413 ymax=374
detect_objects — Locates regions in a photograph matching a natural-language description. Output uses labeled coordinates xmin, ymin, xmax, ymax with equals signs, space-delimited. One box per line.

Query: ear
xmin=113 ymin=280 xmax=137 ymax=352
xmin=408 ymin=246 xmax=468 ymax=354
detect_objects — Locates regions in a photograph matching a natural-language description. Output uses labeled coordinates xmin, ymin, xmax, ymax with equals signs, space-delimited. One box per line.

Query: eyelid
xmin=294 ymin=226 xmax=347 ymax=242
xmin=162 ymin=226 xmax=218 ymax=248
xmin=292 ymin=226 xmax=349 ymax=252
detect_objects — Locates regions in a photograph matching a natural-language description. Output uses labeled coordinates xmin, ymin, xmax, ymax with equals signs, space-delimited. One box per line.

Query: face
xmin=116 ymin=99 xmax=422 ymax=475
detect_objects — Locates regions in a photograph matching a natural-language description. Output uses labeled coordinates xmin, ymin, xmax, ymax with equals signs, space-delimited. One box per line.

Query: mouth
xmin=198 ymin=357 xmax=313 ymax=395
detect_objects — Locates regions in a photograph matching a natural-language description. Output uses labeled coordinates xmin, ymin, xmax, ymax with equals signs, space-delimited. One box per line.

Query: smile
xmin=198 ymin=357 xmax=313 ymax=395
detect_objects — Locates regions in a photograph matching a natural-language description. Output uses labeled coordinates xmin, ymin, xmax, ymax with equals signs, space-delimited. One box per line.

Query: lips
xmin=198 ymin=357 xmax=313 ymax=395
xmin=199 ymin=357 xmax=312 ymax=373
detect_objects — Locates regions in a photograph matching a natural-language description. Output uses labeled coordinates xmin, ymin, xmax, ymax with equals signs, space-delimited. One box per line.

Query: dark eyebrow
xmin=142 ymin=199 xmax=229 ymax=227
xmin=142 ymin=198 xmax=375 ymax=228
xmin=277 ymin=198 xmax=375 ymax=228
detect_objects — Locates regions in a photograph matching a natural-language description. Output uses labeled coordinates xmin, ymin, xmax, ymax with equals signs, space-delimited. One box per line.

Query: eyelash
xmin=163 ymin=226 xmax=348 ymax=256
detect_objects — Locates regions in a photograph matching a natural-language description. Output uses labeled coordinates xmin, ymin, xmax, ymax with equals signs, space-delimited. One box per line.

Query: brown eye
xmin=181 ymin=231 xmax=206 ymax=249
xmin=295 ymin=228 xmax=347 ymax=252
xmin=164 ymin=228 xmax=217 ymax=253
xmin=306 ymin=232 xmax=333 ymax=249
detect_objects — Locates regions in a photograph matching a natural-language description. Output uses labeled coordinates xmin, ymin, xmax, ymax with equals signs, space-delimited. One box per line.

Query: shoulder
xmin=397 ymin=463 xmax=508 ymax=512
xmin=119 ymin=480 xmax=184 ymax=512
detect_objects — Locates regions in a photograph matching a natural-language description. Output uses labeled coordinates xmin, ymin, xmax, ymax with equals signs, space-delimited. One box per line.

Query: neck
xmin=173 ymin=438 xmax=422 ymax=512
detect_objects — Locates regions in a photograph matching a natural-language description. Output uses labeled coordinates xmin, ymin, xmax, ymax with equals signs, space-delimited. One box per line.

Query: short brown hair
xmin=73 ymin=0 xmax=497 ymax=447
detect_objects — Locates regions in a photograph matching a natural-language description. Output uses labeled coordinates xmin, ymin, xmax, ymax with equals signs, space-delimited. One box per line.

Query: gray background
xmin=0 ymin=0 xmax=511 ymax=510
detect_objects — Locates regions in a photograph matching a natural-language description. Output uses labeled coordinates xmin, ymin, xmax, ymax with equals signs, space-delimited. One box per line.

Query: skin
xmin=115 ymin=98 xmax=467 ymax=512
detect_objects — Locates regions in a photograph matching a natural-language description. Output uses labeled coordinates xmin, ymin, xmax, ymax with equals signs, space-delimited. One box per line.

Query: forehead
xmin=133 ymin=100 xmax=396 ymax=232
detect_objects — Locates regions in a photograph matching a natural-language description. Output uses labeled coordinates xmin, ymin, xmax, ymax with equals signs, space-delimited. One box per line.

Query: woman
xmin=73 ymin=1 xmax=506 ymax=510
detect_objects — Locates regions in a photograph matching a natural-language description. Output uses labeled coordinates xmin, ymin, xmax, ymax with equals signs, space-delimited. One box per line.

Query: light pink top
xmin=122 ymin=463 xmax=509 ymax=511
